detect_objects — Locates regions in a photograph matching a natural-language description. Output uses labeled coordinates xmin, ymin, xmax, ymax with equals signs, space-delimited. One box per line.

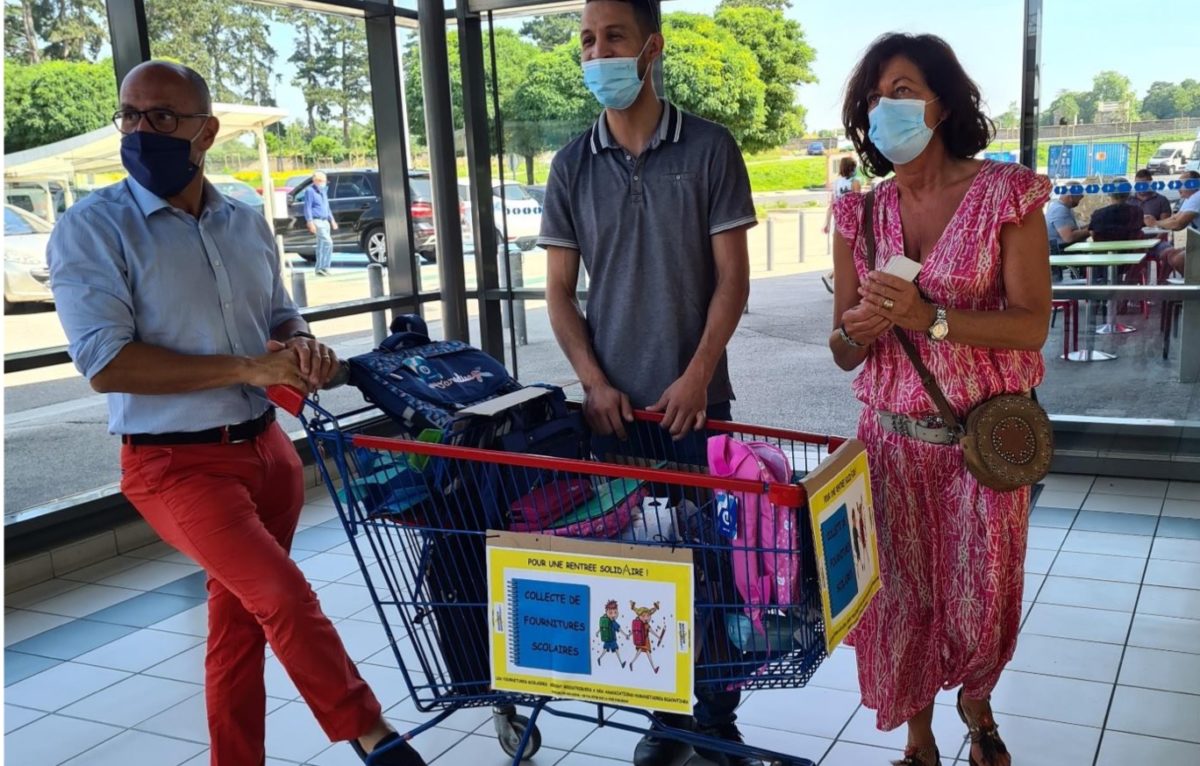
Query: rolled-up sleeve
xmin=47 ymin=209 xmax=136 ymax=381
xmin=536 ymin=158 xmax=579 ymax=250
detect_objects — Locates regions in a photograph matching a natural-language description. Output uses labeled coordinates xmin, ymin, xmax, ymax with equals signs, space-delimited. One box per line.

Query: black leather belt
xmin=121 ymin=408 xmax=276 ymax=446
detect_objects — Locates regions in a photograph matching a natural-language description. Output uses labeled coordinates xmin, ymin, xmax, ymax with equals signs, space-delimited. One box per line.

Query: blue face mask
xmin=120 ymin=128 xmax=205 ymax=199
xmin=868 ymin=97 xmax=940 ymax=166
xmin=582 ymin=39 xmax=651 ymax=110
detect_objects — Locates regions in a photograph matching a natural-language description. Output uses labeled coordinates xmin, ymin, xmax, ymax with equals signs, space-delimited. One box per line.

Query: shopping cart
xmin=271 ymin=385 xmax=846 ymax=766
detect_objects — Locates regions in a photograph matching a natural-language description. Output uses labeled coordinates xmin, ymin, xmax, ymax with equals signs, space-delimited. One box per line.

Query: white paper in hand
xmin=881 ymin=255 xmax=922 ymax=282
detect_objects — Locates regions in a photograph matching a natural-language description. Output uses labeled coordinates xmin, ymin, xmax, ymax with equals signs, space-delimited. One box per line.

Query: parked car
xmin=807 ymin=141 xmax=826 ymax=156
xmin=261 ymin=174 xmax=312 ymax=219
xmin=524 ymin=184 xmax=547 ymax=205
xmin=458 ymin=181 xmax=544 ymax=251
xmin=279 ymin=169 xmax=461 ymax=265
xmin=208 ymin=175 xmax=265 ymax=216
xmin=4 ymin=205 xmax=54 ymax=310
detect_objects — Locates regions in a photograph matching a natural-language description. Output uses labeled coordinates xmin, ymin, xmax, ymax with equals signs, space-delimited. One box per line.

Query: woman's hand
xmin=859 ymin=271 xmax=935 ymax=332
xmin=840 ymin=303 xmax=893 ymax=346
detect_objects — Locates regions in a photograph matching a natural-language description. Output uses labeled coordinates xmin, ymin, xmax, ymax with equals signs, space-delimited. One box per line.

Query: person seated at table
xmin=1149 ymin=170 xmax=1200 ymax=277
xmin=1134 ymin=169 xmax=1173 ymax=222
xmin=1047 ymin=187 xmax=1089 ymax=255
xmin=1090 ymin=179 xmax=1144 ymax=242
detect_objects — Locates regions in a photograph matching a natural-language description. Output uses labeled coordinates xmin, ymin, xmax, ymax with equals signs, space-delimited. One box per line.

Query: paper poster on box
xmin=487 ymin=532 xmax=694 ymax=713
xmin=800 ymin=439 xmax=880 ymax=654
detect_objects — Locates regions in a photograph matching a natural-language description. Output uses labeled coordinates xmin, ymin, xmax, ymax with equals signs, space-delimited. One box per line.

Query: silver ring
xmin=882 ymin=297 xmax=895 ymax=311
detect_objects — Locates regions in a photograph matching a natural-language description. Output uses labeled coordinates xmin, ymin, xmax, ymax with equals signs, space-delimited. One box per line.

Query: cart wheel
xmin=497 ymin=714 xmax=541 ymax=760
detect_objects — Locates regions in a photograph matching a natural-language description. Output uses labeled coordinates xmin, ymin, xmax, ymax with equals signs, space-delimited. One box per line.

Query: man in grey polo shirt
xmin=540 ymin=2 xmax=756 ymax=764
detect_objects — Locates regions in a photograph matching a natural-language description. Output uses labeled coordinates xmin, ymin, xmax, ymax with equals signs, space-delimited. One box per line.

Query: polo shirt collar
xmin=127 ymin=176 xmax=233 ymax=218
xmin=591 ymin=100 xmax=683 ymax=155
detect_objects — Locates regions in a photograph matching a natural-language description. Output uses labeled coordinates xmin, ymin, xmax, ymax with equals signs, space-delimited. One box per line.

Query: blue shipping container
xmin=1048 ymin=143 xmax=1129 ymax=178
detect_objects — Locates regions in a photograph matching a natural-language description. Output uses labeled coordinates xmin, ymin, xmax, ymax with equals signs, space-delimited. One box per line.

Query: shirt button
xmin=633 ymin=176 xmax=639 ymax=181
xmin=223 ymin=302 xmax=231 ymax=309
xmin=214 ymin=261 xmax=222 ymax=267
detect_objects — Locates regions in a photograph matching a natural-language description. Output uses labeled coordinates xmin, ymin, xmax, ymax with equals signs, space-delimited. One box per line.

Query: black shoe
xmin=634 ymin=719 xmax=693 ymax=766
xmin=350 ymin=732 xmax=427 ymax=765
xmin=692 ymin=723 xmax=762 ymax=766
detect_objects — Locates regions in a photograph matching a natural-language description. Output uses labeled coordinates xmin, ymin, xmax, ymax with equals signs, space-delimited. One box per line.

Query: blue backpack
xmin=347 ymin=314 xmax=523 ymax=435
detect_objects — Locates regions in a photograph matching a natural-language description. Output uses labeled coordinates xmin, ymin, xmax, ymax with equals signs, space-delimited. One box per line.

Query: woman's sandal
xmin=891 ymin=743 xmax=940 ymax=766
xmin=956 ymin=688 xmax=1009 ymax=766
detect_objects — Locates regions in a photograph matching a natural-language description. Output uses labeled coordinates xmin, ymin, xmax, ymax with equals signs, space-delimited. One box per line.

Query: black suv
xmin=279 ymin=170 xmax=446 ymax=264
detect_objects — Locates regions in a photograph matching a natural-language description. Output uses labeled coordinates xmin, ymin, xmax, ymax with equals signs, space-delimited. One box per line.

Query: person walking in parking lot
xmin=306 ymin=170 xmax=337 ymax=275
xmin=46 ymin=61 xmax=422 ymax=766
xmin=541 ymin=2 xmax=756 ymax=764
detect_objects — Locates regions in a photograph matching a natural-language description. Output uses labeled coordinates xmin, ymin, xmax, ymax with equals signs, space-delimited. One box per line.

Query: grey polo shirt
xmin=538 ymin=101 xmax=757 ymax=409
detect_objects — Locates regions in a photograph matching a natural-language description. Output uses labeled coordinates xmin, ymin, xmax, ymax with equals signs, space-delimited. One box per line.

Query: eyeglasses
xmin=112 ymin=108 xmax=211 ymax=135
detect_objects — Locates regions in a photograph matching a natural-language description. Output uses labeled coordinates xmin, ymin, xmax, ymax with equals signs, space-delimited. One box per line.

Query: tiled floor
xmin=6 ymin=474 xmax=1200 ymax=765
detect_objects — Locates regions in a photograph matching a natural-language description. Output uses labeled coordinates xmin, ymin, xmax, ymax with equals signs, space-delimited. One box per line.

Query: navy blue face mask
xmin=120 ymin=130 xmax=204 ymax=199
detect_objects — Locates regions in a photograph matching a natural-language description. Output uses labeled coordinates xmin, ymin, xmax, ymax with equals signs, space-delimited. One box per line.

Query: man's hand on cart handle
xmin=267 ymin=361 xmax=349 ymax=415
xmin=583 ymin=382 xmax=634 ymax=440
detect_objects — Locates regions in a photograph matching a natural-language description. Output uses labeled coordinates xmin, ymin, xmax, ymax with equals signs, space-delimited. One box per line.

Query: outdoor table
xmin=1064 ymin=239 xmax=1159 ymax=335
xmin=1050 ymin=253 xmax=1146 ymax=362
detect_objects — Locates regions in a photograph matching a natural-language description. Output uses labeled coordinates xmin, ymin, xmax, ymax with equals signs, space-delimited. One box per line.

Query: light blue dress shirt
xmin=48 ymin=178 xmax=302 ymax=435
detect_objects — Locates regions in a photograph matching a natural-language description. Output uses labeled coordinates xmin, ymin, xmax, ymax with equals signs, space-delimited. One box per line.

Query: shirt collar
xmin=127 ymin=176 xmax=234 ymax=219
xmin=590 ymin=100 xmax=683 ymax=155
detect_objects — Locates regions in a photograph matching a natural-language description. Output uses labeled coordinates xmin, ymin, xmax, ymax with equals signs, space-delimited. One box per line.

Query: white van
xmin=1147 ymin=141 xmax=1193 ymax=175
xmin=1186 ymin=130 xmax=1200 ymax=174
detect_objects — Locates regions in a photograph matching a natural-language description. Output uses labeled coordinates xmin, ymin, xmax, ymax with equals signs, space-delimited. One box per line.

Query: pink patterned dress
xmin=831 ymin=160 xmax=1051 ymax=731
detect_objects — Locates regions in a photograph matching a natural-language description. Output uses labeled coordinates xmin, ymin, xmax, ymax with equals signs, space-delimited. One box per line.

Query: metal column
xmin=105 ymin=0 xmax=151 ymax=87
xmin=457 ymin=3 xmax=505 ymax=360
xmin=418 ymin=0 xmax=469 ymax=341
xmin=364 ymin=3 xmax=419 ymax=311
xmin=1018 ymin=0 xmax=1043 ymax=170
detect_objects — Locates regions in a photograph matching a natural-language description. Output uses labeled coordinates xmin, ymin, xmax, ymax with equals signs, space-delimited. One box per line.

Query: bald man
xmin=47 ymin=61 xmax=422 ymax=766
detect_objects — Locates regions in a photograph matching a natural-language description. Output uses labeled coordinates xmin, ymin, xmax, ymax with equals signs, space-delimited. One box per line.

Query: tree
xmin=39 ymin=0 xmax=107 ymax=61
xmin=318 ymin=15 xmax=370 ymax=146
xmin=661 ymin=13 xmax=767 ymax=148
xmin=506 ymin=41 xmax=598 ymax=181
xmin=285 ymin=10 xmax=328 ymax=137
xmin=713 ymin=5 xmax=814 ymax=153
xmin=1043 ymin=90 xmax=1082 ymax=126
xmin=518 ymin=14 xmax=579 ymax=51
xmin=147 ymin=0 xmax=278 ymax=105
xmin=403 ymin=28 xmax=539 ymax=149
xmin=1141 ymin=80 xmax=1200 ymax=119
xmin=717 ymin=0 xmax=793 ymax=10
xmin=5 ymin=1 xmax=41 ymax=63
xmin=4 ymin=58 xmax=117 ymax=152
xmin=1088 ymin=70 xmax=1138 ymax=122
xmin=996 ymin=101 xmax=1019 ymax=130
xmin=4 ymin=0 xmax=107 ymax=63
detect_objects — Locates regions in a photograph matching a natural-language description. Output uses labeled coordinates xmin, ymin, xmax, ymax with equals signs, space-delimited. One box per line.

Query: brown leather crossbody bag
xmin=861 ymin=191 xmax=1053 ymax=491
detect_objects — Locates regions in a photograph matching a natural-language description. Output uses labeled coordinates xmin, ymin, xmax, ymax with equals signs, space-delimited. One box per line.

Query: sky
xmin=264 ymin=0 xmax=1200 ymax=135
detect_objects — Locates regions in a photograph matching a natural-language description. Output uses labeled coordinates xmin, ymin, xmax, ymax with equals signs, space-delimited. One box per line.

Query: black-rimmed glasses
xmin=112 ymin=108 xmax=211 ymax=135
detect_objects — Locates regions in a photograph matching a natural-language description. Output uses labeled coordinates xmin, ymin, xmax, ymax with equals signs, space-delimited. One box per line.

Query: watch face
xmin=930 ymin=321 xmax=949 ymax=341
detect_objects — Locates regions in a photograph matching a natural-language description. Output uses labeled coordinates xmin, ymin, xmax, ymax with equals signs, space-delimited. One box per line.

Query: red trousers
xmin=120 ymin=423 xmax=381 ymax=766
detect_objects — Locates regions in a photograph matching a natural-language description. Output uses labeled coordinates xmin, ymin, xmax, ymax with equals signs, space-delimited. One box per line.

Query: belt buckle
xmin=220 ymin=426 xmax=233 ymax=445
xmin=889 ymin=413 xmax=912 ymax=438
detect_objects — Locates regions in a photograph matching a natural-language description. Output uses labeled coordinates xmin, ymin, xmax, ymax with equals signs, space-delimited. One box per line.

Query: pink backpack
xmin=707 ymin=435 xmax=800 ymax=639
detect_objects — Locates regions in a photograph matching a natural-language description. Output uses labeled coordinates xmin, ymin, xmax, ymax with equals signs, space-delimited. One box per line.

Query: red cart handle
xmin=267 ymin=385 xmax=307 ymax=416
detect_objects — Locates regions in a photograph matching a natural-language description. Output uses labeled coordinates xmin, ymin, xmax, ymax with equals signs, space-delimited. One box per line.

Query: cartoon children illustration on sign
xmin=596 ymin=600 xmax=627 ymax=668
xmin=629 ymin=600 xmax=664 ymax=674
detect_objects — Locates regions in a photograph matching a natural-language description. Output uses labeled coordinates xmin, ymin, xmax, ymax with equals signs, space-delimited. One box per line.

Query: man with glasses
xmin=47 ymin=61 xmax=422 ymax=766
xmin=306 ymin=170 xmax=338 ymax=275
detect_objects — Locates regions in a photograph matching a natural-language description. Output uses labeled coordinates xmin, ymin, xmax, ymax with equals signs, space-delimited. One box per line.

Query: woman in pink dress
xmin=828 ymin=34 xmax=1052 ymax=766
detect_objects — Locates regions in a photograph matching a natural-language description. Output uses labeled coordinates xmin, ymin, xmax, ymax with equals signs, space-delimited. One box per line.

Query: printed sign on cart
xmin=487 ymin=532 xmax=694 ymax=714
xmin=800 ymin=439 xmax=880 ymax=654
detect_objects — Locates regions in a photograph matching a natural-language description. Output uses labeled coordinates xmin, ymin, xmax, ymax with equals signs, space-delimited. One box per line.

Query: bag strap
xmin=862 ymin=191 xmax=963 ymax=434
